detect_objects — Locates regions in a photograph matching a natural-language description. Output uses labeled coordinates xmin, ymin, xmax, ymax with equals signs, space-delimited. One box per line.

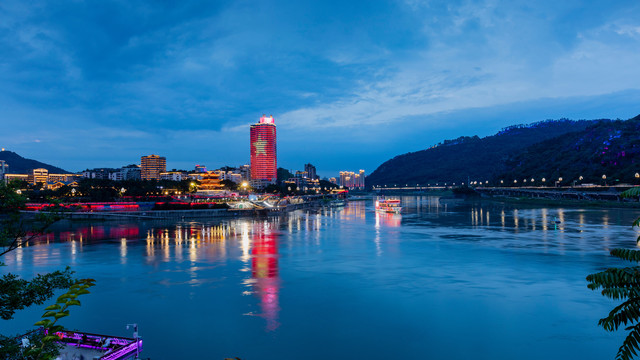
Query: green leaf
xmin=622 ymin=187 xmax=640 ymax=199
xmin=42 ymin=335 xmax=61 ymax=342
xmin=41 ymin=311 xmax=58 ymax=318
xmin=66 ymin=299 xmax=81 ymax=306
xmin=34 ymin=319 xmax=52 ymax=327
xmin=56 ymin=294 xmax=71 ymax=303
xmin=44 ymin=304 xmax=62 ymax=311
xmin=54 ymin=311 xmax=69 ymax=319
xmin=49 ymin=325 xmax=65 ymax=332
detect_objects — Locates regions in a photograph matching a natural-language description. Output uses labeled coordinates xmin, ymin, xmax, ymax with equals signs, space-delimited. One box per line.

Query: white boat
xmin=375 ymin=199 xmax=401 ymax=214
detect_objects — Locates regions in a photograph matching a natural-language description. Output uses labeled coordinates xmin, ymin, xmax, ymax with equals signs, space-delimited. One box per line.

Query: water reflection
xmin=4 ymin=197 xmax=640 ymax=360
xmin=249 ymin=222 xmax=280 ymax=331
xmin=375 ymin=212 xmax=401 ymax=228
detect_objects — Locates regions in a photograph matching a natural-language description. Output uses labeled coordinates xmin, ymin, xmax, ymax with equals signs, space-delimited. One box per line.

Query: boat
xmin=15 ymin=328 xmax=143 ymax=360
xmin=375 ymin=199 xmax=401 ymax=214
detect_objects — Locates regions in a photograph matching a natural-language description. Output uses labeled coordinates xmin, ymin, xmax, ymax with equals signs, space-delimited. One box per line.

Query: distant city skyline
xmin=1 ymin=1 xmax=639 ymax=177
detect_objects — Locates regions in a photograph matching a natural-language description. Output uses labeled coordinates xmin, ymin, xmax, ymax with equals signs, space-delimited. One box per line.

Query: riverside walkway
xmin=474 ymin=187 xmax=627 ymax=201
xmin=21 ymin=196 xmax=335 ymax=220
xmin=374 ymin=184 xmax=638 ymax=202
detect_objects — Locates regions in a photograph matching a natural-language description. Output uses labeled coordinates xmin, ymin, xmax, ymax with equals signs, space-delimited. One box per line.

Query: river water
xmin=3 ymin=196 xmax=640 ymax=359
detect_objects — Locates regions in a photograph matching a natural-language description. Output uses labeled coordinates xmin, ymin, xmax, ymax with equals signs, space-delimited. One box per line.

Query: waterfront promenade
xmin=20 ymin=194 xmax=339 ymax=220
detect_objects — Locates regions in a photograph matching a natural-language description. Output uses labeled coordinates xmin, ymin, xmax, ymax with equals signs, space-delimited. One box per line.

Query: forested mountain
xmin=366 ymin=118 xmax=603 ymax=186
xmin=0 ymin=150 xmax=69 ymax=174
xmin=497 ymin=115 xmax=640 ymax=185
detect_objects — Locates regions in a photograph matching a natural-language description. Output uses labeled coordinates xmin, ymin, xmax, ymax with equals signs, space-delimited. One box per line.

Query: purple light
xmin=100 ymin=340 xmax=143 ymax=360
xmin=45 ymin=329 xmax=141 ymax=360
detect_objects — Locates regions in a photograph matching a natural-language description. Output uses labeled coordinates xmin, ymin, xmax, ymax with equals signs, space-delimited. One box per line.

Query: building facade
xmin=121 ymin=164 xmax=141 ymax=180
xmin=141 ymin=155 xmax=166 ymax=180
xmin=304 ymin=163 xmax=317 ymax=180
xmin=339 ymin=170 xmax=366 ymax=189
xmin=160 ymin=171 xmax=187 ymax=181
xmin=29 ymin=168 xmax=49 ymax=185
xmin=250 ymin=115 xmax=277 ymax=186
xmin=0 ymin=160 xmax=7 ymax=182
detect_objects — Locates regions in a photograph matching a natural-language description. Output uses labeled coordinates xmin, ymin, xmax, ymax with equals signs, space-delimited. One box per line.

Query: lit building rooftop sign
xmin=260 ymin=115 xmax=275 ymax=124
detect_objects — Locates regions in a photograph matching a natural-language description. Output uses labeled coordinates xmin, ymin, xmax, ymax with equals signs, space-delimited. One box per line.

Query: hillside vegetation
xmin=367 ymin=119 xmax=596 ymax=186
xmin=499 ymin=115 xmax=640 ymax=185
xmin=0 ymin=150 xmax=69 ymax=174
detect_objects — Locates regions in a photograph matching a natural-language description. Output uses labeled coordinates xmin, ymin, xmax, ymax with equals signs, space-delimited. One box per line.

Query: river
xmin=3 ymin=196 xmax=640 ymax=359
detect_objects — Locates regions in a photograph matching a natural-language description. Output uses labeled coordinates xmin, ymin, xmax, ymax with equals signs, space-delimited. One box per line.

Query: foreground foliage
xmin=587 ymin=187 xmax=640 ymax=360
xmin=1 ymin=181 xmax=94 ymax=359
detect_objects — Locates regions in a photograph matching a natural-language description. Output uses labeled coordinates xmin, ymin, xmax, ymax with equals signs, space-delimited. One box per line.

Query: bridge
xmin=373 ymin=185 xmax=639 ymax=202
xmin=474 ymin=187 xmax=628 ymax=201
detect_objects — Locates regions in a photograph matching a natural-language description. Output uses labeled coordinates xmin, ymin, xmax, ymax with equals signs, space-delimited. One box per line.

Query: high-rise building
xmin=141 ymin=155 xmax=166 ymax=180
xmin=304 ymin=163 xmax=317 ymax=180
xmin=250 ymin=115 xmax=277 ymax=187
xmin=0 ymin=160 xmax=7 ymax=182
xmin=339 ymin=170 xmax=365 ymax=188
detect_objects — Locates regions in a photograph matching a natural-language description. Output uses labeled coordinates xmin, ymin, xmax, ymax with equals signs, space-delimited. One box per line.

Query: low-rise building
xmin=28 ymin=168 xmax=49 ymax=185
xmin=82 ymin=168 xmax=116 ymax=180
xmin=121 ymin=164 xmax=141 ymax=180
xmin=160 ymin=171 xmax=188 ymax=181
xmin=4 ymin=174 xmax=28 ymax=183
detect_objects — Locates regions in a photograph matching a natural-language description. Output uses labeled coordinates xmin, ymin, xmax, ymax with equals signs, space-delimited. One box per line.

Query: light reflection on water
xmin=2 ymin=196 xmax=640 ymax=360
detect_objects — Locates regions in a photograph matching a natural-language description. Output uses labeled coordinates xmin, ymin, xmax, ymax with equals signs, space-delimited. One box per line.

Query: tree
xmin=277 ymin=168 xmax=293 ymax=184
xmin=1 ymin=181 xmax=93 ymax=359
xmin=220 ymin=179 xmax=238 ymax=191
xmin=587 ymin=187 xmax=640 ymax=360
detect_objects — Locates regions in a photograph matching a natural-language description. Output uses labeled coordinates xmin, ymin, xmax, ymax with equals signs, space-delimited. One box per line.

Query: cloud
xmin=275 ymin=1 xmax=640 ymax=133
xmin=1 ymin=0 xmax=639 ymax=175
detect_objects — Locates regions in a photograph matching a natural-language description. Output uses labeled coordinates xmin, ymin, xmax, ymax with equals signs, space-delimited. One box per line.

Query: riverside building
xmin=250 ymin=115 xmax=277 ymax=188
xmin=339 ymin=170 xmax=366 ymax=189
xmin=141 ymin=155 xmax=166 ymax=180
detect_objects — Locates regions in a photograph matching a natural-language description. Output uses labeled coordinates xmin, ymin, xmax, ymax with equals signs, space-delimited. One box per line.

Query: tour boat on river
xmin=375 ymin=199 xmax=402 ymax=214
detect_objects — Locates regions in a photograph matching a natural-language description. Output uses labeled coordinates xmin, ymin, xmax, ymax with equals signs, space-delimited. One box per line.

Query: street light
xmin=126 ymin=323 xmax=140 ymax=359
xmin=602 ymin=174 xmax=607 ymax=186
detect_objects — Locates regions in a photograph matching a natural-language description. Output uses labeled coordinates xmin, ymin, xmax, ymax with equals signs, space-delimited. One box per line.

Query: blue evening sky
xmin=1 ymin=1 xmax=639 ymax=177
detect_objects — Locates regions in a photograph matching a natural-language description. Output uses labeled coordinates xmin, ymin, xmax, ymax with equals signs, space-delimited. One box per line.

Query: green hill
xmin=366 ymin=118 xmax=603 ymax=186
xmin=497 ymin=115 xmax=640 ymax=185
xmin=0 ymin=150 xmax=69 ymax=174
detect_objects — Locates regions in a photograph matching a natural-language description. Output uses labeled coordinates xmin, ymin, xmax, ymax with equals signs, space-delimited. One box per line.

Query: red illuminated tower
xmin=250 ymin=115 xmax=277 ymax=186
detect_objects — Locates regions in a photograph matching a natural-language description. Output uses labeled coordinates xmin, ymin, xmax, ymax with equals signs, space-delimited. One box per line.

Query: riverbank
xmin=477 ymin=195 xmax=640 ymax=210
xmin=21 ymin=200 xmax=321 ymax=221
